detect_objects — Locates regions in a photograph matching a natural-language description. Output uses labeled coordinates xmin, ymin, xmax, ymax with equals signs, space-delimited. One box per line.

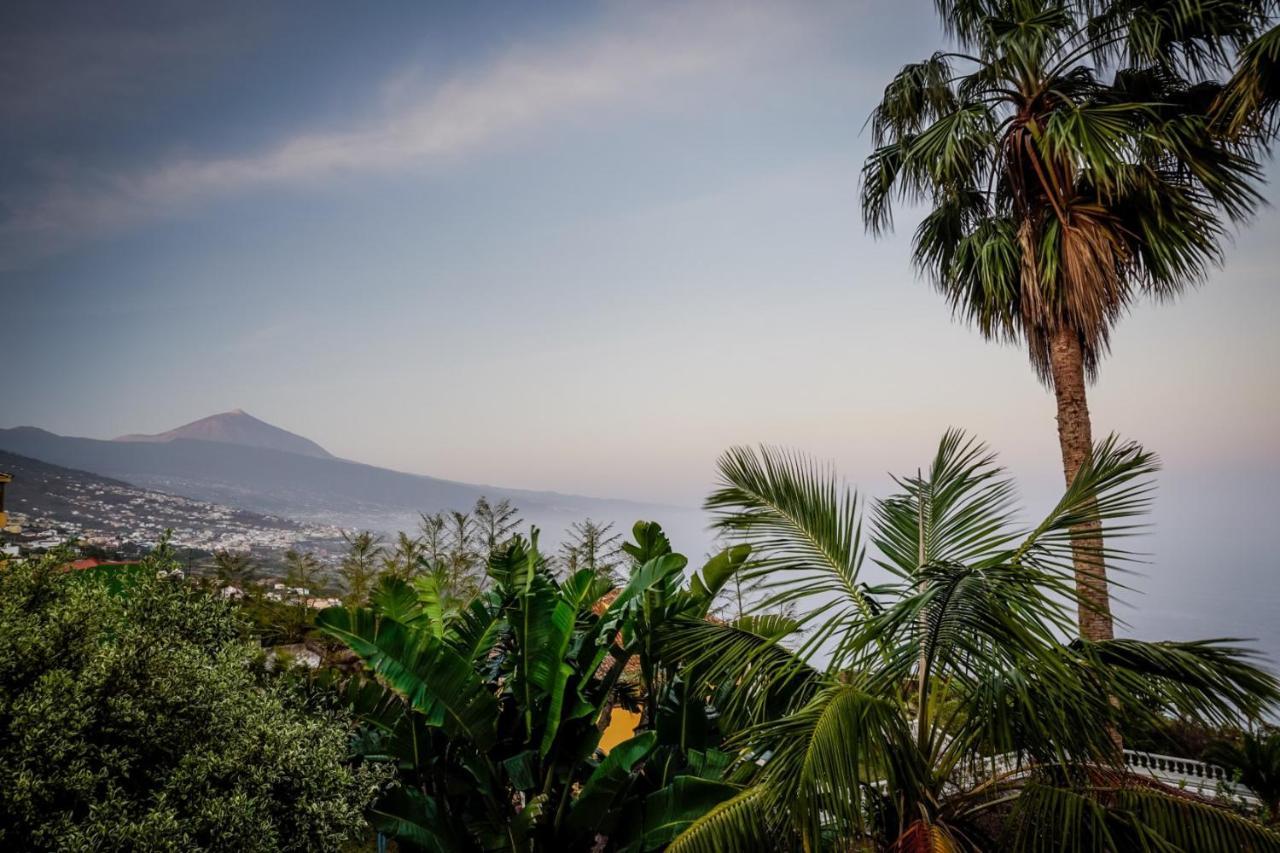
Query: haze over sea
xmin=4 ymin=1 xmax=1277 ymax=664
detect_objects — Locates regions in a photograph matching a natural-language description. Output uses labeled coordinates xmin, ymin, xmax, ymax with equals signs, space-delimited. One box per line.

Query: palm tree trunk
xmin=1048 ymin=327 xmax=1114 ymax=642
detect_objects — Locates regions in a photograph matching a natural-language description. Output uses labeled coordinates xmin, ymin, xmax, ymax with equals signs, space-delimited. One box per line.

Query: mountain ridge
xmin=114 ymin=409 xmax=333 ymax=459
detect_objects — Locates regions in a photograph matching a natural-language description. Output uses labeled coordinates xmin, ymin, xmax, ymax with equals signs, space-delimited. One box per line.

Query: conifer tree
xmin=338 ymin=530 xmax=383 ymax=606
xmin=560 ymin=518 xmax=624 ymax=584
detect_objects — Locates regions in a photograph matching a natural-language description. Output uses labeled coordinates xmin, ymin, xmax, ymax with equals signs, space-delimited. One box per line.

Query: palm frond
xmin=1083 ymin=638 xmax=1280 ymax=723
xmin=1012 ymin=777 xmax=1280 ymax=852
xmin=660 ymin=618 xmax=822 ymax=732
xmin=1012 ymin=434 xmax=1159 ymax=576
xmin=873 ymin=429 xmax=1021 ymax=578
xmin=871 ymin=52 xmax=959 ymax=146
xmin=1216 ymin=22 xmax=1280 ymax=140
xmin=706 ymin=445 xmax=877 ymax=662
xmin=666 ymin=785 xmax=782 ymax=853
xmin=742 ymin=683 xmax=911 ymax=848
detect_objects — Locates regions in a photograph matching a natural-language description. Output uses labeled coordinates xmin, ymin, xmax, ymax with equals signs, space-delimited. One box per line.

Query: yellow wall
xmin=598 ymin=708 xmax=642 ymax=754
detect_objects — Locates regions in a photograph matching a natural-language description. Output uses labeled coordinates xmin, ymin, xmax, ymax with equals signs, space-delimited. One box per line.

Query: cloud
xmin=0 ymin=1 xmax=825 ymax=268
xmin=0 ymin=2 xmax=266 ymax=127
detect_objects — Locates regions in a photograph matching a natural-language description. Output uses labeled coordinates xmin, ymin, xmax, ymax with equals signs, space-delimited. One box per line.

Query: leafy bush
xmin=317 ymin=524 xmax=751 ymax=851
xmin=0 ymin=551 xmax=387 ymax=851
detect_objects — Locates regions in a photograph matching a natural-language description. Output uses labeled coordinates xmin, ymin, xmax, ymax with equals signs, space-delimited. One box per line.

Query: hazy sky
xmin=5 ymin=0 xmax=1274 ymax=650
xmin=4 ymin=1 xmax=1279 ymax=649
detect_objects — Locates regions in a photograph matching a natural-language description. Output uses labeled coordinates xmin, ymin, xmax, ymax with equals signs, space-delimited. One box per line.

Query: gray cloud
xmin=0 ymin=1 xmax=826 ymax=269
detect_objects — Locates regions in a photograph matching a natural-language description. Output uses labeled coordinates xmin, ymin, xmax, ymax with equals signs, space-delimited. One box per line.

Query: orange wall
xmin=598 ymin=708 xmax=642 ymax=753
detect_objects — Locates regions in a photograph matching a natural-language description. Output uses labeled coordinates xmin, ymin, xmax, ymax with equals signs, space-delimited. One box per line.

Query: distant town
xmin=0 ymin=450 xmax=345 ymax=565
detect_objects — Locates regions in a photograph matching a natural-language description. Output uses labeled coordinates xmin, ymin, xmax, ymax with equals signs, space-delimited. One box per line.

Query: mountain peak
xmin=113 ymin=410 xmax=333 ymax=459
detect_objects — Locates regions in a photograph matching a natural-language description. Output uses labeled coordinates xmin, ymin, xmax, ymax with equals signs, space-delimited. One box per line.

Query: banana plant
xmin=317 ymin=524 xmax=749 ymax=852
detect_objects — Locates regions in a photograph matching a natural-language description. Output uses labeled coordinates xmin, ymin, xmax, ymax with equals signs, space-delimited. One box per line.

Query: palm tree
xmin=281 ymin=548 xmax=325 ymax=642
xmin=861 ymin=0 xmax=1271 ymax=640
xmin=473 ymin=496 xmax=522 ymax=555
xmin=381 ymin=531 xmax=424 ymax=582
xmin=663 ymin=432 xmax=1280 ymax=851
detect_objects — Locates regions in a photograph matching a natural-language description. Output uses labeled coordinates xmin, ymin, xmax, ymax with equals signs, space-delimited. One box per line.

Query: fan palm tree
xmin=861 ymin=0 xmax=1272 ymax=640
xmin=1217 ymin=21 xmax=1280 ymax=142
xmin=662 ymin=432 xmax=1280 ymax=851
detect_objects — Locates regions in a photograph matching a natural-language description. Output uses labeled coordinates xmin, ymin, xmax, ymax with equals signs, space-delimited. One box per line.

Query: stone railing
xmin=1122 ymin=749 xmax=1258 ymax=805
xmin=950 ymin=749 xmax=1258 ymax=807
xmin=1123 ymin=749 xmax=1226 ymax=782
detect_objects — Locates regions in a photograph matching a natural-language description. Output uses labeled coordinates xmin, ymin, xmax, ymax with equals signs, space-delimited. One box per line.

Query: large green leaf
xmin=566 ymin=731 xmax=657 ymax=835
xmin=635 ymin=776 xmax=741 ymax=852
xmin=411 ymin=571 xmax=446 ymax=638
xmin=315 ymin=605 xmax=497 ymax=749
xmin=607 ymin=553 xmax=688 ymax=615
xmin=447 ymin=593 xmax=504 ymax=661
xmin=623 ymin=521 xmax=674 ymax=565
xmin=501 ymin=750 xmax=538 ymax=792
xmin=686 ymin=544 xmax=752 ymax=616
xmin=371 ymin=575 xmax=427 ymax=628
xmin=370 ymin=787 xmax=470 ymax=852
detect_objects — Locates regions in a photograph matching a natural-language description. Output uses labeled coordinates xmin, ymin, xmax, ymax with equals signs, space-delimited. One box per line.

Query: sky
xmin=4 ymin=1 xmax=1279 ymax=650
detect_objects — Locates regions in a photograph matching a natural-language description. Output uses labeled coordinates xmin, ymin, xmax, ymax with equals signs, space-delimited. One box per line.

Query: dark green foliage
xmin=1207 ymin=727 xmax=1280 ymax=821
xmin=1217 ymin=22 xmax=1280 ymax=141
xmin=0 ymin=550 xmax=385 ymax=852
xmin=661 ymin=431 xmax=1280 ymax=851
xmin=211 ymin=548 xmax=256 ymax=588
xmin=317 ymin=523 xmax=751 ymax=852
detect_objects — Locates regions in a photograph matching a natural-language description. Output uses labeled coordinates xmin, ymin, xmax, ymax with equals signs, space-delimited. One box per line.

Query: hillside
xmin=0 ymin=421 xmax=705 ymax=548
xmin=0 ymin=448 xmax=343 ymax=556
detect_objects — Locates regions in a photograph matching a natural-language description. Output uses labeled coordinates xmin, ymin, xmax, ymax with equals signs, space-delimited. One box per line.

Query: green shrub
xmin=0 ymin=551 xmax=387 ymax=852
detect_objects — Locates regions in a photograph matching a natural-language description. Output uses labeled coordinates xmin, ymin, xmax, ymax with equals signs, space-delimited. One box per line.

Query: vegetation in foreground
xmin=0 ymin=550 xmax=387 ymax=852
xmin=4 ymin=0 xmax=1280 ymax=845
xmin=2 ymin=430 xmax=1278 ymax=851
xmin=661 ymin=431 xmax=1280 ymax=850
xmin=315 ymin=525 xmax=751 ymax=851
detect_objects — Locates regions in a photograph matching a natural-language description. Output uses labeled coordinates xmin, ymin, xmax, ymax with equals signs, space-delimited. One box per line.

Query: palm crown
xmin=663 ymin=431 xmax=1280 ymax=850
xmin=862 ymin=0 xmax=1267 ymax=380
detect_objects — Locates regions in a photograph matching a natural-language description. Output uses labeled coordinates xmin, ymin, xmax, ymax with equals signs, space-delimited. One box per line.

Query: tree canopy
xmin=0 ymin=551 xmax=385 ymax=852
